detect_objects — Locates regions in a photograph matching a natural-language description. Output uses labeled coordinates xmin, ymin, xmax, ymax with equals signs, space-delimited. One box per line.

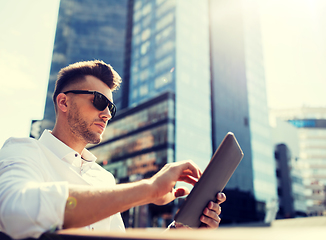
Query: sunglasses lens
xmin=108 ymin=102 xmax=116 ymax=118
xmin=93 ymin=92 xmax=116 ymax=118
xmin=93 ymin=92 xmax=107 ymax=111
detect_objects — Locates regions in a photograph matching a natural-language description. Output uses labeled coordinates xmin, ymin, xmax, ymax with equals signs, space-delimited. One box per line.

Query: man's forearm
xmin=63 ymin=160 xmax=203 ymax=229
xmin=63 ymin=179 xmax=154 ymax=228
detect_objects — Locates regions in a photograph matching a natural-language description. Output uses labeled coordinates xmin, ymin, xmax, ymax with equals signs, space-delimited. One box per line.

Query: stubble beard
xmin=67 ymin=104 xmax=102 ymax=145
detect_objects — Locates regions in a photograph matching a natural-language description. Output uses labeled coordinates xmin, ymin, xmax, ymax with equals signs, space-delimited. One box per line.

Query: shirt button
xmin=75 ymin=153 xmax=78 ymax=157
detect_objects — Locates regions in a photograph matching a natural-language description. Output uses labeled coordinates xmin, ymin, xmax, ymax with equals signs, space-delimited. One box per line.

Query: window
xmin=156 ymin=0 xmax=166 ymax=5
xmin=139 ymin=68 xmax=149 ymax=82
xmin=141 ymin=41 xmax=151 ymax=55
xmin=140 ymin=84 xmax=149 ymax=96
xmin=140 ymin=56 xmax=150 ymax=68
xmin=134 ymin=0 xmax=142 ymax=11
xmin=155 ymin=72 xmax=172 ymax=89
xmin=141 ymin=28 xmax=151 ymax=42
xmin=155 ymin=40 xmax=174 ymax=59
xmin=142 ymin=3 xmax=152 ymax=16
xmin=155 ymin=55 xmax=173 ymax=74
xmin=132 ymin=89 xmax=138 ymax=99
xmin=132 ymin=60 xmax=139 ymax=74
xmin=133 ymin=24 xmax=140 ymax=35
xmin=133 ymin=34 xmax=141 ymax=46
xmin=142 ymin=15 xmax=152 ymax=28
xmin=155 ymin=25 xmax=173 ymax=44
xmin=156 ymin=0 xmax=175 ymax=18
xmin=133 ymin=10 xmax=142 ymax=22
xmin=156 ymin=12 xmax=174 ymax=32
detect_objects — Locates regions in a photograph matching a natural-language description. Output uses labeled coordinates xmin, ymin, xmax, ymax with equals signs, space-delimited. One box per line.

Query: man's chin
xmin=85 ymin=133 xmax=102 ymax=145
xmin=92 ymin=139 xmax=101 ymax=145
xmin=92 ymin=135 xmax=102 ymax=144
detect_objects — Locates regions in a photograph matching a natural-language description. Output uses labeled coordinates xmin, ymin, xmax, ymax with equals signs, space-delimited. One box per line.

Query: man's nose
xmin=100 ymin=106 xmax=112 ymax=120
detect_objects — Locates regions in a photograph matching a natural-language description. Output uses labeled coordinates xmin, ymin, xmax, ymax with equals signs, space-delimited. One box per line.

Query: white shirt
xmin=0 ymin=130 xmax=125 ymax=239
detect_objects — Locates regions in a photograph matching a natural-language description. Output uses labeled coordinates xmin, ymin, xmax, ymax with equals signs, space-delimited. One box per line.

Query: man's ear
xmin=56 ymin=93 xmax=68 ymax=113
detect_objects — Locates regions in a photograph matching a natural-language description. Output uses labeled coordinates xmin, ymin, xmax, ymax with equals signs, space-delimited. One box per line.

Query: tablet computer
xmin=174 ymin=132 xmax=244 ymax=228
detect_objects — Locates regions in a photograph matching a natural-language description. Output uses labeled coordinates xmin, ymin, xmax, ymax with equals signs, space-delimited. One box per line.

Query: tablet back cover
xmin=174 ymin=132 xmax=244 ymax=228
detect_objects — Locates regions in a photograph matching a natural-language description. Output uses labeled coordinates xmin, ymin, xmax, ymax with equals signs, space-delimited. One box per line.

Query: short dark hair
xmin=52 ymin=60 xmax=121 ymax=110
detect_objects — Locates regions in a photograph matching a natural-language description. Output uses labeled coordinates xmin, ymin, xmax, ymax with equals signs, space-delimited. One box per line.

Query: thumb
xmin=174 ymin=187 xmax=190 ymax=198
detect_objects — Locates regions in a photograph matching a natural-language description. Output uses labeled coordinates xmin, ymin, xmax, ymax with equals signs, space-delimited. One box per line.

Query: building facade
xmin=271 ymin=117 xmax=307 ymax=218
xmin=129 ymin=0 xmax=213 ymax=177
xmin=274 ymin=144 xmax=307 ymax=218
xmin=209 ymin=0 xmax=277 ymax=223
xmin=271 ymin=107 xmax=326 ymax=215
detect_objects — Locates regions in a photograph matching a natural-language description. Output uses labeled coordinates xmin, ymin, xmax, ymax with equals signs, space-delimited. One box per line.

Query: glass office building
xmin=274 ymin=144 xmax=307 ymax=218
xmin=271 ymin=117 xmax=307 ymax=218
xmin=271 ymin=107 xmax=326 ymax=215
xmin=243 ymin=0 xmax=277 ymax=203
xmin=210 ymin=0 xmax=277 ymax=222
xmin=129 ymin=0 xmax=213 ymax=176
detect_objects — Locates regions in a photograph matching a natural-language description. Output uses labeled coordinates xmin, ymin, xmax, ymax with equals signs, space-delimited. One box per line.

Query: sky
xmin=260 ymin=0 xmax=326 ymax=110
xmin=0 ymin=0 xmax=325 ymax=148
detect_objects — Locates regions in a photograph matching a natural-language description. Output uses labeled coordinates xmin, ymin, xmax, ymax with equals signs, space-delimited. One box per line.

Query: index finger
xmin=178 ymin=160 xmax=202 ymax=179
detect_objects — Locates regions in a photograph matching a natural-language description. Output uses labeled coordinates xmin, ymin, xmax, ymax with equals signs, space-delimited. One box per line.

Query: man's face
xmin=65 ymin=75 xmax=113 ymax=145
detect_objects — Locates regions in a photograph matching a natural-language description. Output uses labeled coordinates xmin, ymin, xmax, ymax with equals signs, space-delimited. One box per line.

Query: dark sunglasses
xmin=63 ymin=90 xmax=116 ymax=119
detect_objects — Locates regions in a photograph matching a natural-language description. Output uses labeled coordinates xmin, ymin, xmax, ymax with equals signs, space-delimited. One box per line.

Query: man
xmin=0 ymin=60 xmax=226 ymax=239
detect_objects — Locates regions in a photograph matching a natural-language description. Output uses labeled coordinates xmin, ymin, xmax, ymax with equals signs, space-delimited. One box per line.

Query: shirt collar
xmin=39 ymin=130 xmax=96 ymax=170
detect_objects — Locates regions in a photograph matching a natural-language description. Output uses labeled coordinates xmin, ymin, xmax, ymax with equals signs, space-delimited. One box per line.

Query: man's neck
xmin=51 ymin=126 xmax=86 ymax=154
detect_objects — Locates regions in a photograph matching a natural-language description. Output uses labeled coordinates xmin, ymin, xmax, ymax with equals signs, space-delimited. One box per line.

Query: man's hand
xmin=148 ymin=161 xmax=226 ymax=230
xmin=173 ymin=192 xmax=226 ymax=229
xmin=199 ymin=192 xmax=226 ymax=228
xmin=149 ymin=160 xmax=202 ymax=206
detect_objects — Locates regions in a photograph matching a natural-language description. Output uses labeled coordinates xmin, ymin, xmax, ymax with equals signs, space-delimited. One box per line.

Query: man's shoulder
xmin=0 ymin=137 xmax=40 ymax=159
xmin=1 ymin=136 xmax=39 ymax=149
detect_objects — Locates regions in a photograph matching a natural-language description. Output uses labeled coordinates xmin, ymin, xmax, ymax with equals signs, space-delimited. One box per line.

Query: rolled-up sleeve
xmin=0 ymin=140 xmax=69 ymax=239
